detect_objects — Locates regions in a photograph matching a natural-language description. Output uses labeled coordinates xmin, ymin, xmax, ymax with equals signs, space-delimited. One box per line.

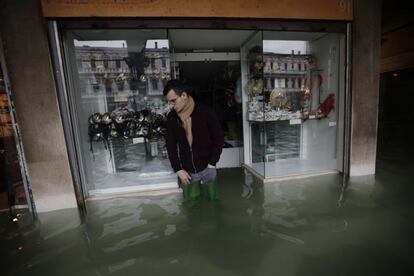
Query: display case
xmin=64 ymin=29 xmax=177 ymax=194
xmin=242 ymin=31 xmax=345 ymax=180
xmin=61 ymin=27 xmax=345 ymax=192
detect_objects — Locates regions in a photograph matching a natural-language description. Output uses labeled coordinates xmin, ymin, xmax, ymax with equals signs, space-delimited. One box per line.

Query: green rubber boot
xmin=182 ymin=182 xmax=201 ymax=203
xmin=201 ymin=180 xmax=219 ymax=201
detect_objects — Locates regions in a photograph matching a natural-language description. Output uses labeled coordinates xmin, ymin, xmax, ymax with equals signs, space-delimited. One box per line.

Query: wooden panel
xmin=41 ymin=0 xmax=352 ymax=20
xmin=381 ymin=23 xmax=414 ymax=73
xmin=381 ymin=51 xmax=414 ymax=73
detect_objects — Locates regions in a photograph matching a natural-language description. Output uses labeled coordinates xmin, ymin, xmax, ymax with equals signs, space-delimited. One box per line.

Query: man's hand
xmin=176 ymin=169 xmax=191 ymax=185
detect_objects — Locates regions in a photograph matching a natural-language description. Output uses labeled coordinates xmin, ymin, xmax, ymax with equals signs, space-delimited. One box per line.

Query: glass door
xmin=241 ymin=31 xmax=265 ymax=177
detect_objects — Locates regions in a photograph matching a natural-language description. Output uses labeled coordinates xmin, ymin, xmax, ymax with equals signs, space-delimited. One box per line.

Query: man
xmin=163 ymin=80 xmax=224 ymax=202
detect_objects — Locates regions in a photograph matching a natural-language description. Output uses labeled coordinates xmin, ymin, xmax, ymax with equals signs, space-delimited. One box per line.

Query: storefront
xmin=46 ymin=13 xmax=350 ymax=197
xmin=0 ymin=0 xmax=385 ymax=215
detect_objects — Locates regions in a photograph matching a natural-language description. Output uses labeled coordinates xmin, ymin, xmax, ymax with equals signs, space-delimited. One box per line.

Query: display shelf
xmin=240 ymin=31 xmax=344 ymax=181
xmin=248 ymin=118 xmax=302 ymax=123
xmin=263 ymin=71 xmax=307 ymax=76
xmin=263 ymin=88 xmax=302 ymax=92
xmin=248 ymin=110 xmax=302 ymax=122
xmin=248 ymin=115 xmax=328 ymax=123
xmin=250 ymin=118 xmax=301 ymax=164
xmin=251 ymin=144 xmax=299 ymax=158
xmin=246 ymin=53 xmax=316 ymax=118
xmin=241 ymin=33 xmax=342 ymax=180
xmin=243 ymin=45 xmax=311 ymax=168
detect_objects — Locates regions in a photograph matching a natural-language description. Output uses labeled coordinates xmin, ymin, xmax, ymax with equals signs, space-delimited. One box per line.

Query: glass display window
xmin=60 ymin=25 xmax=346 ymax=194
xmin=242 ymin=31 xmax=346 ymax=179
xmin=63 ymin=30 xmax=176 ymax=195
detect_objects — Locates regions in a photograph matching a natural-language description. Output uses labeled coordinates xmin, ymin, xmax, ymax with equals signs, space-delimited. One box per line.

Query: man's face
xmin=166 ymin=89 xmax=188 ymax=113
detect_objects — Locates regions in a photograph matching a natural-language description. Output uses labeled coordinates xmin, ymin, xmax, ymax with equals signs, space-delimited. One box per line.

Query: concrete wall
xmin=349 ymin=0 xmax=382 ymax=176
xmin=0 ymin=0 xmax=78 ymax=213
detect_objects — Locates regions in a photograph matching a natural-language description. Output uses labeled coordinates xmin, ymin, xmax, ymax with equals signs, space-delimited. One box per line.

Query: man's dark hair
xmin=163 ymin=79 xmax=190 ymax=96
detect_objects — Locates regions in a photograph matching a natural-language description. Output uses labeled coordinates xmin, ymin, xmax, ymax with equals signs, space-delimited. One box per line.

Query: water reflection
xmin=241 ymin=169 xmax=254 ymax=199
xmin=2 ymin=167 xmax=414 ymax=275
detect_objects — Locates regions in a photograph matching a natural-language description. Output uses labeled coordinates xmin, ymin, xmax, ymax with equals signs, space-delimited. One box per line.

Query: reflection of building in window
xmin=145 ymin=43 xmax=170 ymax=96
xmin=76 ymin=57 xmax=82 ymax=70
xmin=115 ymin=54 xmax=121 ymax=69
xmin=104 ymin=78 xmax=112 ymax=93
xmin=77 ymin=47 xmax=129 ymax=74
xmin=75 ymin=42 xmax=170 ymax=97
xmin=259 ymin=52 xmax=313 ymax=112
xmin=151 ymin=78 xmax=158 ymax=90
xmin=102 ymin=53 xmax=110 ymax=69
xmin=89 ymin=54 xmax=96 ymax=69
xmin=150 ymin=59 xmax=156 ymax=70
xmin=76 ymin=46 xmax=130 ymax=96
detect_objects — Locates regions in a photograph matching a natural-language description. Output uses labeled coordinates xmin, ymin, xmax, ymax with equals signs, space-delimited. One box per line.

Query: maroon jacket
xmin=165 ymin=103 xmax=224 ymax=173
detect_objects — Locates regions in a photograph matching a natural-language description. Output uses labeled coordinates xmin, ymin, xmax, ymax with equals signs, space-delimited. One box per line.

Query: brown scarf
xmin=177 ymin=96 xmax=195 ymax=146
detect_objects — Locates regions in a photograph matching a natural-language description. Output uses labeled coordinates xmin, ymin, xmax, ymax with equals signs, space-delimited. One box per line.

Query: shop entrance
xmin=59 ymin=25 xmax=346 ymax=197
xmin=167 ymin=29 xmax=256 ymax=168
xmin=175 ymin=60 xmax=243 ymax=168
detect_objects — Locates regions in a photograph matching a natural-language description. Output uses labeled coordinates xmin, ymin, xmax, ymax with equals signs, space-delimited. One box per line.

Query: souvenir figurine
xmin=139 ymin=74 xmax=148 ymax=82
xmin=300 ymin=84 xmax=311 ymax=117
xmin=270 ymin=88 xmax=287 ymax=109
xmin=316 ymin=93 xmax=335 ymax=118
xmin=247 ymin=45 xmax=264 ymax=78
xmin=252 ymin=78 xmax=264 ymax=96
xmin=246 ymin=78 xmax=264 ymax=98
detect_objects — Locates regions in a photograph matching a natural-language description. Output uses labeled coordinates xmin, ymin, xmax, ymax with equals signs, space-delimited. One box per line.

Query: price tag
xmin=289 ymin=119 xmax=301 ymax=125
xmin=114 ymin=94 xmax=128 ymax=102
xmin=132 ymin=137 xmax=144 ymax=144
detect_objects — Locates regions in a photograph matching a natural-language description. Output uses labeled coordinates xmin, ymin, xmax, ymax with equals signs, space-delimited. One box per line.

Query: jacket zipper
xmin=190 ymin=146 xmax=197 ymax=173
xmin=177 ymin=117 xmax=197 ymax=173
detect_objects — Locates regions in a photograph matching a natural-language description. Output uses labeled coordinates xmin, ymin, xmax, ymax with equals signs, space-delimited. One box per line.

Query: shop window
xmin=151 ymin=78 xmax=158 ymax=90
xmin=89 ymin=54 xmax=96 ymax=69
xmin=65 ymin=31 xmax=172 ymax=194
xmin=62 ymin=27 xmax=345 ymax=193
xmin=242 ymin=32 xmax=345 ymax=178
xmin=115 ymin=54 xmax=121 ymax=69
xmin=102 ymin=53 xmax=110 ymax=69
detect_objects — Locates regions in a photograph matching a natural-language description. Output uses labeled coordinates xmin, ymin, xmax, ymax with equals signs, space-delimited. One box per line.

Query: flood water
xmin=2 ymin=143 xmax=414 ymax=275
